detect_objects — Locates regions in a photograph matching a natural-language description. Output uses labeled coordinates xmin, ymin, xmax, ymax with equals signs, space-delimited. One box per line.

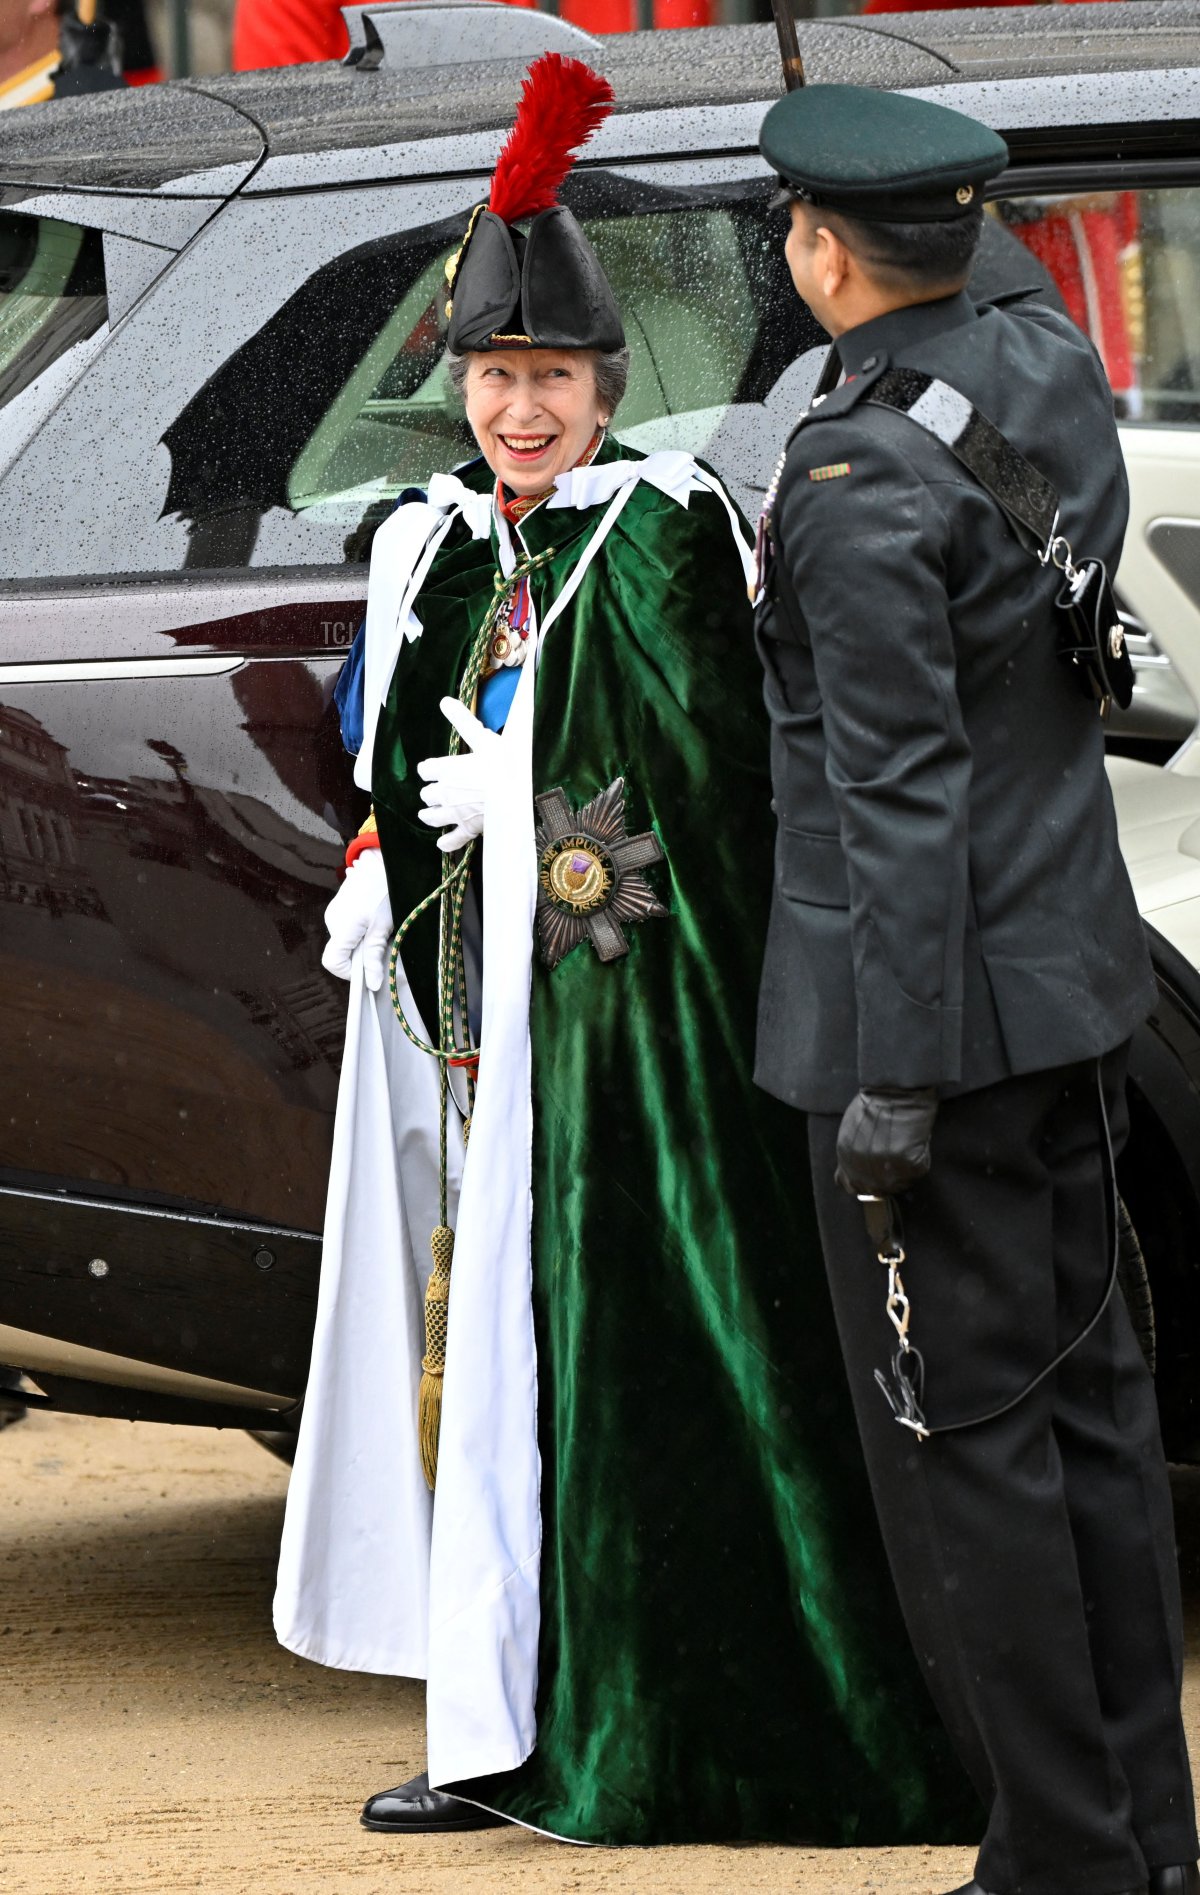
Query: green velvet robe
xmin=372 ymin=436 xmax=979 ymax=1847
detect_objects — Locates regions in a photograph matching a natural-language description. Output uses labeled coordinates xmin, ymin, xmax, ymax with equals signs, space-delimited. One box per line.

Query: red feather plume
xmin=488 ymin=53 xmax=615 ymax=226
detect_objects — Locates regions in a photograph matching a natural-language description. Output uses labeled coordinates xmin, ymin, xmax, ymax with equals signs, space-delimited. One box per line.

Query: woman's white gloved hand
xmin=321 ymin=846 xmax=393 ymax=990
xmin=416 ymin=696 xmax=504 ymax=853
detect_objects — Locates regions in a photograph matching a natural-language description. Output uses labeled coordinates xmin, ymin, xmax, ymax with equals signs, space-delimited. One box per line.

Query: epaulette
xmin=785 ymin=352 xmax=892 ymax=451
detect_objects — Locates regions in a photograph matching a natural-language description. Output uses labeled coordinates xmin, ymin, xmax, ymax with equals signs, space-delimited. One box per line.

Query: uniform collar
xmin=835 ymin=289 xmax=977 ymax=377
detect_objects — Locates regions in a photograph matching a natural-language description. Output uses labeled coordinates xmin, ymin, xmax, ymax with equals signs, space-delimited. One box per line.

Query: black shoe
xmin=360 ymin=1771 xmax=509 ymax=1834
xmin=1149 ymin=1869 xmax=1200 ymax=1895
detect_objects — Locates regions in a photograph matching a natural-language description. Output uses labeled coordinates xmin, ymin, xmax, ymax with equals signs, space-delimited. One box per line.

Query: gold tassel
xmin=418 ymin=1224 xmax=454 ymax=1490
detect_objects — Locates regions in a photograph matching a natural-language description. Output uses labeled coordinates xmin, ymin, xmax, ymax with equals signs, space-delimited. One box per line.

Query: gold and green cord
xmin=386 ymin=543 xmax=557 ymax=1488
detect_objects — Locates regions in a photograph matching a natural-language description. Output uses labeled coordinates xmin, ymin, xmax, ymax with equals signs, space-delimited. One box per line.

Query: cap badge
xmin=956 ymin=185 xmax=975 ymax=206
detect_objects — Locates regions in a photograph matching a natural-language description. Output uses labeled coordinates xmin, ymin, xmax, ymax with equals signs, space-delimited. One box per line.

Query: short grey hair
xmin=446 ymin=346 xmax=631 ymax=421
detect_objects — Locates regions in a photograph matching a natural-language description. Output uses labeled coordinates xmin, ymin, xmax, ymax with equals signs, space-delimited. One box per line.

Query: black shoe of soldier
xmin=360 ymin=1771 xmax=509 ymax=1833
xmin=1149 ymin=1868 xmax=1200 ymax=1895
xmin=0 ymin=1391 xmax=26 ymax=1430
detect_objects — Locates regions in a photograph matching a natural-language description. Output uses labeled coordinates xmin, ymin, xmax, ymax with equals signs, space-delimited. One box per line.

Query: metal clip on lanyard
xmin=1038 ymin=508 xmax=1081 ymax=586
xmin=859 ymin=1194 xmax=930 ymax=1442
xmin=859 ymin=1063 xmax=1118 ymax=1442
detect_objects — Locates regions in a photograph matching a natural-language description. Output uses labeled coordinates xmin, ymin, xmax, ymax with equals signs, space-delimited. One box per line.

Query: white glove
xmin=321 ymin=846 xmax=393 ymax=991
xmin=415 ymin=696 xmax=504 ymax=853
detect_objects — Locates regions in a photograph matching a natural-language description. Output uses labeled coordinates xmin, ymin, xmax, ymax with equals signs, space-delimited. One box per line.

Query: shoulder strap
xmin=862 ymin=367 xmax=1131 ymax=711
xmin=863 ymin=367 xmax=1059 ymax=558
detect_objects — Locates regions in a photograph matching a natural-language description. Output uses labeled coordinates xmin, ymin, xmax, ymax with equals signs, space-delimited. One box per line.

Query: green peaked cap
xmin=760 ymin=84 xmax=1009 ymax=224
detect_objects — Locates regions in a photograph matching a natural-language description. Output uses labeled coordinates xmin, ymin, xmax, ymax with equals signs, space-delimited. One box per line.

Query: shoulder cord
xmin=385 ymin=542 xmax=559 ymax=1214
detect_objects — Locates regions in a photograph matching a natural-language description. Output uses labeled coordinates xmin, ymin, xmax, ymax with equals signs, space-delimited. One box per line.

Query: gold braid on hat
xmin=443 ymin=201 xmax=484 ymax=324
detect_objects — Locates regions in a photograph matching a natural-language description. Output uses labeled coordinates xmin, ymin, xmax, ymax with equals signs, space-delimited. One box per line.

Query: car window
xmin=0 ymin=210 xmax=106 ymax=414
xmin=0 ymin=209 xmax=107 ymax=413
xmin=991 ymin=184 xmax=1200 ymax=424
xmin=0 ymin=167 xmax=821 ymax=581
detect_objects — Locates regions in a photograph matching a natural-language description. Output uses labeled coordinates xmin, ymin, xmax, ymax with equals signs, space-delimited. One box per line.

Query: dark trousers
xmin=809 ymin=1049 xmax=1197 ymax=1895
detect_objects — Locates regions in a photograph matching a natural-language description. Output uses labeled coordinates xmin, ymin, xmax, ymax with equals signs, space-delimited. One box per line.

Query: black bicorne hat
xmin=444 ymin=53 xmax=625 ymax=354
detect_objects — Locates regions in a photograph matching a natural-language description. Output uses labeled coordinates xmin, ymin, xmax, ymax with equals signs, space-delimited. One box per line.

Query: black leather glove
xmin=834 ymin=1087 xmax=938 ymax=1198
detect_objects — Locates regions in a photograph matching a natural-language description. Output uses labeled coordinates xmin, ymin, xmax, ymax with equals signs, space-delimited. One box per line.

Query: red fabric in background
xmin=652 ymin=0 xmax=712 ymax=22
xmin=232 ymin=0 xmax=703 ymax=67
xmin=232 ymin=0 xmax=348 ymax=69
xmin=561 ymin=0 xmax=632 ymax=29
xmin=1012 ymin=198 xmax=1138 ymax=394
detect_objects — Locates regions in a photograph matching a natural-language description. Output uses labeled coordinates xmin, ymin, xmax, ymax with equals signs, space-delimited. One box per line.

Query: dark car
xmin=5 ymin=0 xmax=1200 ymax=1456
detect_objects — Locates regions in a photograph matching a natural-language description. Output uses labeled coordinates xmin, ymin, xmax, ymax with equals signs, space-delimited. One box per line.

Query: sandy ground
xmin=1 ymin=1413 xmax=1197 ymax=1895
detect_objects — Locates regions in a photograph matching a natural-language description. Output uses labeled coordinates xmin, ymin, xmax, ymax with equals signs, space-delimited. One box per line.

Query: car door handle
xmin=0 ymin=655 xmax=246 ymax=684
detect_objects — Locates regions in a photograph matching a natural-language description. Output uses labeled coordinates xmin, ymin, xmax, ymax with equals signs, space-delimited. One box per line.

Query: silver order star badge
xmin=534 ymin=778 xmax=667 ymax=970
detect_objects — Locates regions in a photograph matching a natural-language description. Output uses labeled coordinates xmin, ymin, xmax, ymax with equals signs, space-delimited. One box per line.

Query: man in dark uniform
xmin=753 ymin=83 xmax=1198 ymax=1895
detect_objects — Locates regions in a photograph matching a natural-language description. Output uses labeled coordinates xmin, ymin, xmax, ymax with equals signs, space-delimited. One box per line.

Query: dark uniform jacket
xmin=755 ymin=288 xmax=1154 ymax=1116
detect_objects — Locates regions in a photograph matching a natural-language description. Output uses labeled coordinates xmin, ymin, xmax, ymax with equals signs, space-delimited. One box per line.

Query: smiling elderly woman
xmin=445 ymin=344 xmax=630 ymax=477
xmin=272 ymin=53 xmax=975 ymax=1856
xmin=438 ymin=340 xmax=629 ymax=737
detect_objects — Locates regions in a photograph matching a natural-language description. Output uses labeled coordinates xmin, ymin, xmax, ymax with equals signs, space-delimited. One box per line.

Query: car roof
xmin=2 ymin=0 xmax=1200 ymax=196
